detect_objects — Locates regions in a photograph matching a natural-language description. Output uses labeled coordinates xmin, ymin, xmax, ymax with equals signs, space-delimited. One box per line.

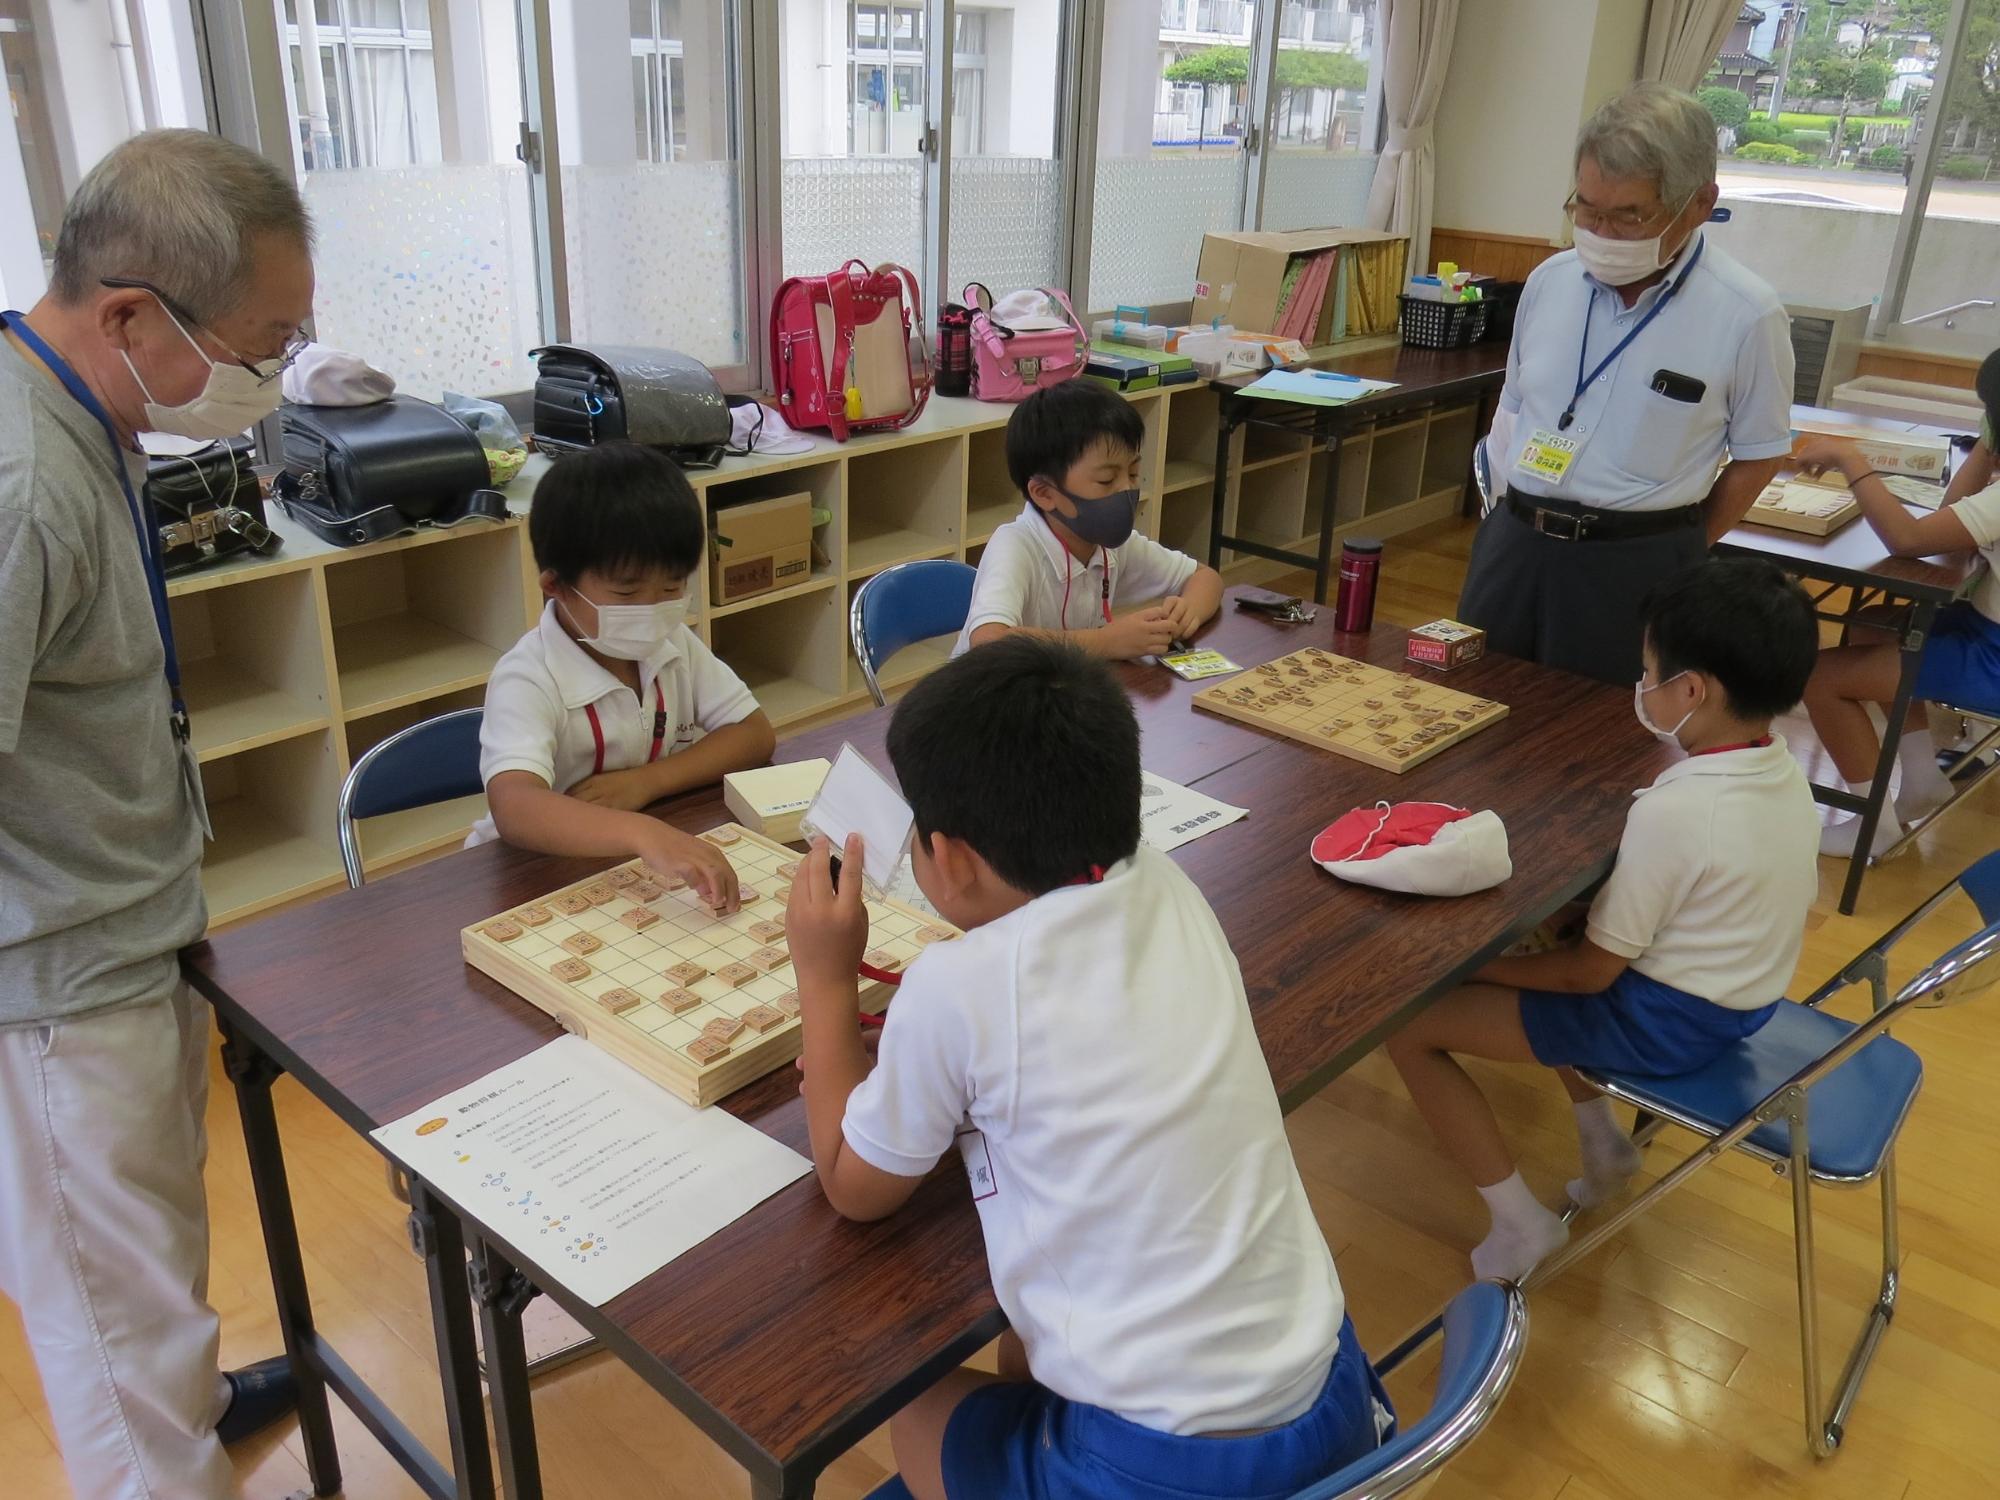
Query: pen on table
xmin=1311 ymin=372 xmax=1364 ymax=384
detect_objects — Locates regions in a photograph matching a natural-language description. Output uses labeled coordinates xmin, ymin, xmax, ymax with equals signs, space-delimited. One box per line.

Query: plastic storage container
xmin=1397 ymin=295 xmax=1489 ymax=351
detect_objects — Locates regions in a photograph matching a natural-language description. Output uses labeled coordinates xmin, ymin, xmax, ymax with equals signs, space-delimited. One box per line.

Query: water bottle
xmin=1334 ymin=537 xmax=1382 ymax=634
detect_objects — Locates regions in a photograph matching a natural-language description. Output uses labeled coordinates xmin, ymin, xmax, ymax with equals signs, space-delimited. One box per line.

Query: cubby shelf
xmin=171 ymin=338 xmax=1482 ymax=927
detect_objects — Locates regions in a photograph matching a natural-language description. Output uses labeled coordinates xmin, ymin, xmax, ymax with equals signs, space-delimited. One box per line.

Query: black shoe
xmin=217 ymin=1355 xmax=299 ymax=1445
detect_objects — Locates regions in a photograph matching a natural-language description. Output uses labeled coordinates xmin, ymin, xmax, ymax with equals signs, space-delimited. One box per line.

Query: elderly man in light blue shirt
xmin=1459 ymin=83 xmax=1794 ymax=685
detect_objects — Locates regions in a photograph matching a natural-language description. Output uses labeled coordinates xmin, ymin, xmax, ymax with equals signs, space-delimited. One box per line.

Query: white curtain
xmin=1641 ymin=0 xmax=1739 ymax=91
xmin=1364 ymin=0 xmax=1459 ymax=278
xmin=349 ymin=45 xmax=414 ymax=168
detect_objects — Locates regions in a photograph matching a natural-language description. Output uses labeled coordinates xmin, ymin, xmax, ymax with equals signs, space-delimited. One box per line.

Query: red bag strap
xmin=820 ymin=268 xmax=860 ymax=442
xmin=882 ymin=262 xmax=932 ymax=429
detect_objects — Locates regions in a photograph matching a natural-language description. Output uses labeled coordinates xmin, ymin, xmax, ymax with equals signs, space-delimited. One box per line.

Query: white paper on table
xmin=371 ymin=1036 xmax=810 ymax=1305
xmin=1139 ymin=771 xmax=1248 ymax=852
xmin=799 ymin=742 xmax=914 ymax=894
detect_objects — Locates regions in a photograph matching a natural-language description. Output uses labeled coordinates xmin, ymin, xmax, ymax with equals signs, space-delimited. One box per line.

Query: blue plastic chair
xmin=336 ymin=706 xmax=485 ymax=887
xmin=1525 ymin=850 xmax=2000 ymax=1457
xmin=861 ymin=1281 xmax=1527 ymax=1500
xmin=850 ymin=560 xmax=978 ymax=707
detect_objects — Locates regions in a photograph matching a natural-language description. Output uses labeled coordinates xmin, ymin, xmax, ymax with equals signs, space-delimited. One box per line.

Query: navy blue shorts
xmin=878 ymin=1315 xmax=1393 ymax=1500
xmin=1914 ymin=601 xmax=2000 ymax=709
xmin=1520 ymin=969 xmax=1777 ymax=1076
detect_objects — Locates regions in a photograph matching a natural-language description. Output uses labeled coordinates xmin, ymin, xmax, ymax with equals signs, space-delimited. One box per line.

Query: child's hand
xmin=1102 ymin=606 xmax=1177 ymax=659
xmin=569 ymin=767 xmax=658 ymax=812
xmin=787 ymin=834 xmax=869 ymax=998
xmin=635 ymin=824 xmax=740 ymax=913
xmin=1159 ymin=594 xmax=1203 ymax=641
xmin=1794 ymin=434 xmax=1862 ymax=481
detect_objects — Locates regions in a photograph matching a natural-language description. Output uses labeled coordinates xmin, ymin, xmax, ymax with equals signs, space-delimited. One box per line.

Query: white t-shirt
xmin=952 ymin=501 xmax=1199 ymax=655
xmin=841 ymin=846 xmax=1344 ymax=1433
xmin=1586 ymin=737 xmax=1818 ymax=1009
xmin=1942 ymin=479 xmax=2000 ymax=624
xmin=466 ymin=603 xmax=758 ymax=846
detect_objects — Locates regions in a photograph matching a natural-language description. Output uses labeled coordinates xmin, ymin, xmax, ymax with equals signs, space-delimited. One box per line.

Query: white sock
xmin=1471 ymin=1171 xmax=1569 ymax=1282
xmin=1895 ymin=729 xmax=1953 ymax=818
xmin=1567 ymin=1096 xmax=1642 ymax=1208
xmin=1821 ymin=785 xmax=1904 ymax=859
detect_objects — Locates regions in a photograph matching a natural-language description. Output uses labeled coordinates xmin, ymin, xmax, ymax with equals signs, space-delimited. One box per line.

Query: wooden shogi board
xmin=460 ymin=823 xmax=956 ymax=1107
xmin=1191 ymin=647 xmax=1509 ymax=772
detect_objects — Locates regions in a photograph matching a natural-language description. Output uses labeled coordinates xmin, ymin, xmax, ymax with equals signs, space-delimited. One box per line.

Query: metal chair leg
xmin=1785 ymin=1105 xmax=1834 ymax=1458
xmin=1826 ymin=1152 xmax=1901 ymax=1449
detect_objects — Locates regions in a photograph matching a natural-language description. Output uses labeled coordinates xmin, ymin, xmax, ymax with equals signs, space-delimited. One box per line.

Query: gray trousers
xmin=1456 ymin=504 xmax=1709 ymax=685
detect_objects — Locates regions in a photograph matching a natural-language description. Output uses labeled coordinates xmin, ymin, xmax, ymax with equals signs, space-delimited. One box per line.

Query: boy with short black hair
xmin=954 ymin=379 xmax=1223 ymax=660
xmin=1798 ymin=346 xmax=2000 ymax=856
xmin=785 ymin=637 xmax=1389 ymax=1500
xmin=1388 ymin=558 xmax=1821 ymax=1282
xmin=471 ymin=442 xmax=776 ymax=908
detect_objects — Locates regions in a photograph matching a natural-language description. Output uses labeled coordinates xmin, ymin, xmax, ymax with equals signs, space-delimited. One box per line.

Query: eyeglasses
xmin=100 ymin=276 xmax=310 ymax=384
xmin=1561 ymin=193 xmax=1680 ymax=239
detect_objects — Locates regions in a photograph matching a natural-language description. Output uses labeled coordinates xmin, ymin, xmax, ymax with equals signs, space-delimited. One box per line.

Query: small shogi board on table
xmin=1191 ymin=647 xmax=1509 ymax=772
xmin=461 ymin=823 xmax=956 ymax=1106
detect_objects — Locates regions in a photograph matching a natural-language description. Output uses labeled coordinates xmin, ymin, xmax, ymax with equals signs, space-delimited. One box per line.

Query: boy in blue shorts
xmin=786 ymin=637 xmax=1391 ymax=1500
xmin=1799 ymin=347 xmax=2000 ymax=857
xmin=1388 ymin=559 xmax=1821 ymax=1282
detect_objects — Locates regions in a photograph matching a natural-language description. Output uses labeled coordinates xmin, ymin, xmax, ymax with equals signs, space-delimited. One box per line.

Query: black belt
xmin=1506 ymin=493 xmax=1702 ymax=542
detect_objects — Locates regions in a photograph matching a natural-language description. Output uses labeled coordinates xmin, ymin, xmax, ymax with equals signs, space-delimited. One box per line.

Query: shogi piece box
xmin=1407 ymin=619 xmax=1486 ymax=672
xmin=1790 ymin=422 xmax=1951 ymax=481
xmin=710 ymin=492 xmax=813 ymax=605
xmin=722 ymin=758 xmax=832 ymax=844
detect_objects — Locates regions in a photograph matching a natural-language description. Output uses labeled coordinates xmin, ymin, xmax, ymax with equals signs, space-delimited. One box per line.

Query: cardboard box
xmin=1407 ymin=619 xmax=1486 ymax=672
xmin=1790 ymin=421 xmax=1951 ymax=480
xmin=1747 ymin=481 xmax=1861 ymax=538
xmin=1191 ymin=229 xmax=1407 ymax=345
xmin=723 ymin=758 xmax=832 ymax=843
xmin=710 ymin=492 xmax=813 ymax=605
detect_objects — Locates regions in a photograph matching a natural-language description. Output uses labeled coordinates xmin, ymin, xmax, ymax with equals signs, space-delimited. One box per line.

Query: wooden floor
xmin=7 ymin=517 xmax=1999 ymax=1499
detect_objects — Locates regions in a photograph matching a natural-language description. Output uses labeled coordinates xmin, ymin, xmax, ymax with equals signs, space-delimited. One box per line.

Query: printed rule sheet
xmin=373 ymin=1035 xmax=811 ymax=1304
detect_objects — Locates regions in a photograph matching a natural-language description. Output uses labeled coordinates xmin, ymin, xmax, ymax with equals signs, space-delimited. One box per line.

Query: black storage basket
xmin=1473 ymin=280 xmax=1525 ymax=344
xmin=1397 ymin=295 xmax=1489 ymax=350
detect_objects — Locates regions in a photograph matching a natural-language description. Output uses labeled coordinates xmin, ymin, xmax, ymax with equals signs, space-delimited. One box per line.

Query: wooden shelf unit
xmin=169 ymin=366 xmax=1481 ymax=927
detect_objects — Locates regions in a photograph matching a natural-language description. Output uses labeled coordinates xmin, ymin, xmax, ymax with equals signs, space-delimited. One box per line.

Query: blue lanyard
xmin=2 ymin=311 xmax=189 ymax=742
xmin=1559 ymin=235 xmax=1705 ymax=433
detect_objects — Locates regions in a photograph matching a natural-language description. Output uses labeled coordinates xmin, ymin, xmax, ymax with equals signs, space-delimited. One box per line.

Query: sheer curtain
xmin=348 ymin=45 xmax=414 ymax=167
xmin=1364 ymin=0 xmax=1458 ymax=277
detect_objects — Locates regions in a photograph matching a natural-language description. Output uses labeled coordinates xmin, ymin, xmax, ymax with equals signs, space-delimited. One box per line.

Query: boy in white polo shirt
xmin=1388 ymin=559 xmax=1821 ymax=1282
xmin=1797 ymin=348 xmax=2000 ymax=856
xmin=470 ymin=443 xmax=776 ymax=908
xmin=954 ymin=379 xmax=1223 ymax=660
xmin=785 ymin=638 xmax=1390 ymax=1500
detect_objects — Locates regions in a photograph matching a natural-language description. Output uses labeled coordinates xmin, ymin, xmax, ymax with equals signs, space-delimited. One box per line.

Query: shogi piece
xmin=561 ymin=932 xmax=603 ymax=957
xmin=740 ymin=1005 xmax=788 ymax=1034
xmin=772 ymin=991 xmax=801 ymax=1017
xmin=550 ymin=957 xmax=592 ymax=983
xmin=516 ymin=906 xmax=553 ymax=927
xmin=606 ymin=867 xmax=641 ymax=889
xmin=915 ymin=925 xmax=957 ymax=945
xmin=686 ymin=1036 xmax=731 ymax=1064
xmin=746 ymin=946 xmax=790 ymax=974
xmin=778 ymin=861 xmax=800 ymax=878
xmin=702 ymin=1016 xmax=746 ymax=1044
xmin=481 ymin=919 xmax=523 ymax=943
xmin=737 ymin=887 xmax=761 ymax=905
xmin=597 ymin=988 xmax=643 ymax=1015
xmin=580 ymin=881 xmax=617 ymax=906
xmin=703 ymin=828 xmax=741 ymax=847
xmin=666 ymin=961 xmax=708 ymax=986
xmin=618 ymin=907 xmax=660 ymax=932
xmin=551 ymin=893 xmax=591 ymax=916
xmin=865 ymin=949 xmax=905 ymax=973
xmin=749 ymin=918 xmax=787 ymax=943
xmin=628 ymin=880 xmax=664 ymax=902
xmin=659 ymin=987 xmax=703 ymax=1014
xmin=716 ymin=961 xmax=759 ymax=987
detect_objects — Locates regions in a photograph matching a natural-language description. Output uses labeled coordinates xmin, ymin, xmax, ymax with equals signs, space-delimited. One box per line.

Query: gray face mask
xmin=1047 ymin=481 xmax=1139 ymax=548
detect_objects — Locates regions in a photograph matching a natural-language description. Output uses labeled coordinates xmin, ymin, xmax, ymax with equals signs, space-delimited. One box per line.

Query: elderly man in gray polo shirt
xmin=1459 ymin=83 xmax=1794 ymax=685
xmin=1 ymin=131 xmax=313 ymax=1498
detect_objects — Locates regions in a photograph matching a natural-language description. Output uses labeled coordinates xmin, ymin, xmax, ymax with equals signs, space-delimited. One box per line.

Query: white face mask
xmin=1634 ymin=670 xmax=1698 ymax=746
xmin=1571 ymin=195 xmax=1695 ymax=287
xmin=562 ymin=591 xmax=687 ymax=662
xmin=121 ymin=302 xmax=284 ymax=441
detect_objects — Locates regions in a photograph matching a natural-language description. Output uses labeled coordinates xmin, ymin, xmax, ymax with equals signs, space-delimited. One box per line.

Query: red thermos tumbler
xmin=1334 ymin=537 xmax=1382 ymax=633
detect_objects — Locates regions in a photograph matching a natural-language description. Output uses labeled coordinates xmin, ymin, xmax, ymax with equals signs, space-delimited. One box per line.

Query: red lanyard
xmin=582 ymin=678 xmax=666 ymax=777
xmin=1058 ymin=550 xmax=1113 ymax=629
xmin=1691 ymin=735 xmax=1772 ymax=757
